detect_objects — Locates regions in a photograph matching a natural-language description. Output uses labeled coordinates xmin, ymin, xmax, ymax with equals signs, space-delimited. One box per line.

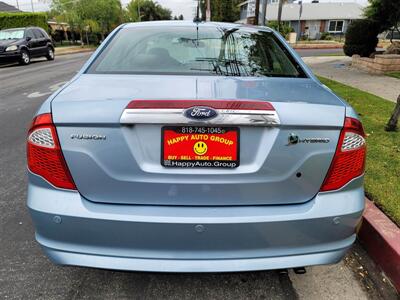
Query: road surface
xmin=0 ymin=54 xmax=397 ymax=300
xmin=296 ymin=48 xmax=344 ymax=57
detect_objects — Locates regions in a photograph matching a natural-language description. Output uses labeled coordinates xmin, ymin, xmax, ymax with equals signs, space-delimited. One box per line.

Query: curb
xmin=358 ymin=198 xmax=400 ymax=292
xmin=55 ymin=48 xmax=95 ymax=56
xmin=291 ymin=45 xmax=344 ymax=50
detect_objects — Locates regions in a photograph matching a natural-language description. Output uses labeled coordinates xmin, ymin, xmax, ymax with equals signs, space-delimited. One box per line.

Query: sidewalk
xmin=303 ymin=56 xmax=400 ymax=103
xmin=55 ymin=46 xmax=96 ymax=56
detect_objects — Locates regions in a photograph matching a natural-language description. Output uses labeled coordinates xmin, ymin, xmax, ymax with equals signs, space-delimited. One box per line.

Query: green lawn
xmin=385 ymin=72 xmax=400 ymax=79
xmin=319 ymin=77 xmax=400 ymax=226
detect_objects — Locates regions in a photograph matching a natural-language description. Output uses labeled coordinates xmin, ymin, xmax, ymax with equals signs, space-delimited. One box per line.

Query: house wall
xmin=320 ymin=20 xmax=326 ymax=33
xmin=290 ymin=20 xmax=300 ymax=36
xmin=239 ymin=4 xmax=248 ymax=20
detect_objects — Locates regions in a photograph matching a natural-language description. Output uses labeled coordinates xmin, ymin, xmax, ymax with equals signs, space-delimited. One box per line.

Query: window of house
xmin=328 ymin=20 xmax=344 ymax=33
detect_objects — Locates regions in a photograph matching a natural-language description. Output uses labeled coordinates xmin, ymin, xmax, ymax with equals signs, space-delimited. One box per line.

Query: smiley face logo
xmin=193 ymin=141 xmax=208 ymax=156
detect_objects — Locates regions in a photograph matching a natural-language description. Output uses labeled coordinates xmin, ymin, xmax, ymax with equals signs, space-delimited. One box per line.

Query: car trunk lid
xmin=52 ymin=74 xmax=345 ymax=206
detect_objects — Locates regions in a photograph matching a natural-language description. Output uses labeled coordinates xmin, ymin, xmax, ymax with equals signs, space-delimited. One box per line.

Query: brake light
xmin=27 ymin=113 xmax=76 ymax=190
xmin=126 ymin=100 xmax=275 ymax=110
xmin=320 ymin=117 xmax=366 ymax=192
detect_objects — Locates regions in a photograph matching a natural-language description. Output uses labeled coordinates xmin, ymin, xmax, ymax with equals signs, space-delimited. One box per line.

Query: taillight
xmin=27 ymin=113 xmax=76 ymax=190
xmin=320 ymin=117 xmax=366 ymax=192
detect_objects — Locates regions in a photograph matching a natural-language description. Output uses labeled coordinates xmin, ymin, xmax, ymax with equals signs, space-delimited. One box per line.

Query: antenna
xmin=194 ymin=0 xmax=201 ymax=22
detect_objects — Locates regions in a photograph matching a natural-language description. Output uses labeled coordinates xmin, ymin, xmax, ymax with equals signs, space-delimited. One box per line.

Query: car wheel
xmin=46 ymin=47 xmax=55 ymax=61
xmin=19 ymin=50 xmax=30 ymax=65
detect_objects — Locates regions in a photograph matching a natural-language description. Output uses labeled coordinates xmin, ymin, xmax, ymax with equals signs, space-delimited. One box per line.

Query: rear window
xmin=87 ymin=26 xmax=306 ymax=78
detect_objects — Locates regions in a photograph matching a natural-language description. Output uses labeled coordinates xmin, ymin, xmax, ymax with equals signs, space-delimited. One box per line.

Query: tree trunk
xmin=261 ymin=0 xmax=268 ymax=26
xmin=254 ymin=0 xmax=260 ymax=25
xmin=277 ymin=0 xmax=284 ymax=31
xmin=85 ymin=31 xmax=89 ymax=46
xmin=385 ymin=94 xmax=400 ymax=132
xmin=79 ymin=29 xmax=84 ymax=47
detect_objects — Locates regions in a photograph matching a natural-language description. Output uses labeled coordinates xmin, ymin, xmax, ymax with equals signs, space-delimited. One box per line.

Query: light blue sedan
xmin=27 ymin=21 xmax=366 ymax=272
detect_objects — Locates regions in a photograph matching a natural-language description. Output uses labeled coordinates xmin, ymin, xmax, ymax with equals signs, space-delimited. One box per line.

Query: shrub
xmin=344 ymin=19 xmax=380 ymax=57
xmin=0 ymin=12 xmax=48 ymax=31
xmin=267 ymin=21 xmax=294 ymax=39
xmin=320 ymin=32 xmax=332 ymax=40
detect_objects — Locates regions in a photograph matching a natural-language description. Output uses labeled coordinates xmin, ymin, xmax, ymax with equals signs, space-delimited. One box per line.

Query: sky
xmin=3 ymin=0 xmax=368 ymax=19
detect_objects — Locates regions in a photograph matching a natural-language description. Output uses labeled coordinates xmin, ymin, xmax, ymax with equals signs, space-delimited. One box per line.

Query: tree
xmin=386 ymin=94 xmax=400 ymax=131
xmin=365 ymin=0 xmax=400 ymax=41
xmin=268 ymin=21 xmax=294 ymax=39
xmin=126 ymin=0 xmax=172 ymax=22
xmin=200 ymin=0 xmax=240 ymax=23
xmin=51 ymin=0 xmax=122 ymax=44
xmin=343 ymin=19 xmax=379 ymax=57
xmin=277 ymin=0 xmax=289 ymax=31
xmin=172 ymin=15 xmax=183 ymax=20
xmin=364 ymin=0 xmax=400 ymax=130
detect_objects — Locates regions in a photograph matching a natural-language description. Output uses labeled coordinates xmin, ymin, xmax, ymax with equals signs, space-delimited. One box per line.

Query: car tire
xmin=19 ymin=50 xmax=30 ymax=65
xmin=46 ymin=47 xmax=55 ymax=61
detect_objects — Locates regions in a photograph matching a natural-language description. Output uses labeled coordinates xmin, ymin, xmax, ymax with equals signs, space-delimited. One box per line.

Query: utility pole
xmin=206 ymin=0 xmax=211 ymax=21
xmin=30 ymin=0 xmax=34 ymax=12
xmin=254 ymin=0 xmax=260 ymax=25
xmin=15 ymin=0 xmax=19 ymax=10
xmin=261 ymin=0 xmax=267 ymax=26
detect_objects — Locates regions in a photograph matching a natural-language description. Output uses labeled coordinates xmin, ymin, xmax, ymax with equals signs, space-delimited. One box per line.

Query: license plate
xmin=162 ymin=126 xmax=239 ymax=168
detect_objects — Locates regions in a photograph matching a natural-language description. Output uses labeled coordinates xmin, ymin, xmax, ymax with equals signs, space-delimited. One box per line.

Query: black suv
xmin=0 ymin=27 xmax=54 ymax=65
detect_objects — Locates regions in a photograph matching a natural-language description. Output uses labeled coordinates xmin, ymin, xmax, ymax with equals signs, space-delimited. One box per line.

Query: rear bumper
xmin=28 ymin=173 xmax=364 ymax=272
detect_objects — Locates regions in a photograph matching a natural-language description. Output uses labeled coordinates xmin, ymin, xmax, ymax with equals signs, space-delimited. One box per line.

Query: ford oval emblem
xmin=183 ymin=106 xmax=218 ymax=121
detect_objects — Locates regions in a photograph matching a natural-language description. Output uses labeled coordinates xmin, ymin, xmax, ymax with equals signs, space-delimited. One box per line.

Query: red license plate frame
xmin=161 ymin=126 xmax=240 ymax=168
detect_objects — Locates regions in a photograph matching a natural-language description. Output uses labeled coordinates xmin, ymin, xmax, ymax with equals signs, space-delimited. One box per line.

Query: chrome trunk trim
xmin=120 ymin=109 xmax=280 ymax=126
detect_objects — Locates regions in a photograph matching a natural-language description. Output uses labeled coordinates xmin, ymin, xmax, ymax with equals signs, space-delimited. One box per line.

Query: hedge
xmin=0 ymin=12 xmax=48 ymax=31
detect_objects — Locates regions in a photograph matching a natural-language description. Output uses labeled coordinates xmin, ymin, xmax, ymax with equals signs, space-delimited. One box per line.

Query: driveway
xmin=0 ymin=53 xmax=397 ymax=299
xmin=303 ymin=56 xmax=400 ymax=103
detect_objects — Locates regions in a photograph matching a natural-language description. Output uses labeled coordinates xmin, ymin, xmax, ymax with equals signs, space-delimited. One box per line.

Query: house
xmin=0 ymin=1 xmax=21 ymax=12
xmin=238 ymin=1 xmax=364 ymax=39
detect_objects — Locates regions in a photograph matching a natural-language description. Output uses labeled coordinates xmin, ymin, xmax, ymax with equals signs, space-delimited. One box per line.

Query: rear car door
xmin=33 ymin=29 xmax=47 ymax=55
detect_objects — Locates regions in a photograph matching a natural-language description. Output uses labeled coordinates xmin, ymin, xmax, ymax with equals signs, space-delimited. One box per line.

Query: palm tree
xmin=277 ymin=0 xmax=288 ymax=31
xmin=261 ymin=0 xmax=268 ymax=26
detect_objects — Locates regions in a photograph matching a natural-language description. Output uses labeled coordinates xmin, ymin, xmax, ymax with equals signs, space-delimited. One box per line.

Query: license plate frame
xmin=161 ymin=126 xmax=240 ymax=169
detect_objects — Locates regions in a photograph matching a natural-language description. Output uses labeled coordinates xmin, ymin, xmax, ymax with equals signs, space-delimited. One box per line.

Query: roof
xmin=123 ymin=21 xmax=273 ymax=32
xmin=266 ymin=2 xmax=364 ymax=21
xmin=0 ymin=1 xmax=21 ymax=12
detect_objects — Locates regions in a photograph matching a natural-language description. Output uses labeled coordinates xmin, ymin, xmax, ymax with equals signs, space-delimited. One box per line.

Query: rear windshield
xmin=87 ymin=26 xmax=306 ymax=78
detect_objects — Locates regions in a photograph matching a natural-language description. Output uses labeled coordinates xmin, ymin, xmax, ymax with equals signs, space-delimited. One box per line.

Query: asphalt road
xmin=296 ymin=48 xmax=344 ymax=57
xmin=0 ymin=53 xmax=397 ymax=300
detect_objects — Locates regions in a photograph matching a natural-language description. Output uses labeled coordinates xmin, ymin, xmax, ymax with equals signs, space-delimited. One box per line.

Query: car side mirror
xmin=26 ymin=37 xmax=32 ymax=42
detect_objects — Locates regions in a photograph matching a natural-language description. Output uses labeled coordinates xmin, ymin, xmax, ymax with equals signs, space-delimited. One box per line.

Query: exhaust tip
xmin=278 ymin=269 xmax=288 ymax=275
xmin=293 ymin=267 xmax=307 ymax=274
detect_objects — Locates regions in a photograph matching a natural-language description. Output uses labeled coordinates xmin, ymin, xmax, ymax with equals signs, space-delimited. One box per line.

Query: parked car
xmin=384 ymin=30 xmax=400 ymax=41
xmin=27 ymin=21 xmax=366 ymax=273
xmin=0 ymin=27 xmax=54 ymax=65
